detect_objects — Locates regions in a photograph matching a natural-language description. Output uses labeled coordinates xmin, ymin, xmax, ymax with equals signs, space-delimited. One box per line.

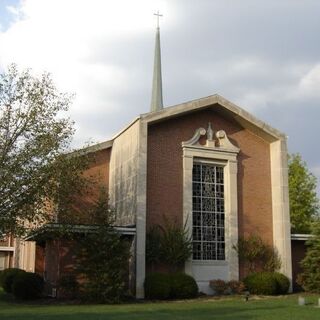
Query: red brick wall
xmin=35 ymin=245 xmax=45 ymax=275
xmin=84 ymin=148 xmax=111 ymax=194
xmin=80 ymin=147 xmax=111 ymax=206
xmin=44 ymin=237 xmax=132 ymax=297
xmin=44 ymin=240 xmax=60 ymax=289
xmin=38 ymin=147 xmax=116 ymax=296
xmin=146 ymin=108 xmax=273 ymax=277
xmin=58 ymin=239 xmax=78 ymax=276
xmin=62 ymin=148 xmax=111 ymax=224
xmin=42 ymin=239 xmax=78 ymax=296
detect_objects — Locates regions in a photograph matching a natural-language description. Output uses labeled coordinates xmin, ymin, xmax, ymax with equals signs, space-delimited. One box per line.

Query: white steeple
xmin=150 ymin=11 xmax=163 ymax=112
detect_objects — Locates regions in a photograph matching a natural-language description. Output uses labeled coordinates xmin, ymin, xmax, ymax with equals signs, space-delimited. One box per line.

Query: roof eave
xmin=141 ymin=94 xmax=286 ymax=142
xmin=291 ymin=233 xmax=313 ymax=241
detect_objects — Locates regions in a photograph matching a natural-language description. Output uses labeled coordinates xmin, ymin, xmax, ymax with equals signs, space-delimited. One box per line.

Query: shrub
xmin=12 ymin=272 xmax=44 ymax=300
xmin=273 ymin=272 xmax=290 ymax=294
xmin=1 ymin=268 xmax=26 ymax=293
xmin=144 ymin=273 xmax=198 ymax=300
xmin=244 ymin=272 xmax=278 ymax=295
xmin=75 ymin=192 xmax=131 ymax=303
xmin=144 ymin=273 xmax=171 ymax=300
xmin=244 ymin=272 xmax=290 ymax=295
xmin=209 ymin=279 xmax=228 ymax=295
xmin=58 ymin=273 xmax=79 ymax=299
xmin=227 ymin=280 xmax=245 ymax=294
xmin=233 ymin=235 xmax=281 ymax=273
xmin=146 ymin=216 xmax=192 ymax=272
xmin=146 ymin=226 xmax=162 ymax=270
xmin=170 ymin=273 xmax=198 ymax=299
xmin=159 ymin=217 xmax=193 ymax=272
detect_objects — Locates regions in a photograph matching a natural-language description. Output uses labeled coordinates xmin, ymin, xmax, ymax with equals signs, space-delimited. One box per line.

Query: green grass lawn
xmin=1 ymin=289 xmax=319 ymax=320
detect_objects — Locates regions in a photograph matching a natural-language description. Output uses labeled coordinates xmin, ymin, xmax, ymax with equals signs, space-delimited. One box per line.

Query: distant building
xmin=0 ymin=235 xmax=35 ymax=272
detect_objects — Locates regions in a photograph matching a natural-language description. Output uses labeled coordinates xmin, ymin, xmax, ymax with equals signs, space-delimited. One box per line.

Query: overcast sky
xmin=0 ymin=0 xmax=319 ymax=194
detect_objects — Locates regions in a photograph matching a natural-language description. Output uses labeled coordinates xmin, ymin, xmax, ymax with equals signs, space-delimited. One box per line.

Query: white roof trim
xmin=74 ymin=94 xmax=287 ymax=154
xmin=78 ymin=140 xmax=113 ymax=155
xmin=141 ymin=94 xmax=286 ymax=141
xmin=291 ymin=233 xmax=313 ymax=241
xmin=77 ymin=116 xmax=141 ymax=155
xmin=111 ymin=116 xmax=140 ymax=140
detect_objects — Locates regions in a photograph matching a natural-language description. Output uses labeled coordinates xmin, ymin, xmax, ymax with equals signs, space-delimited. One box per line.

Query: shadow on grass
xmin=2 ymin=293 xmax=320 ymax=320
xmin=0 ymin=303 xmax=286 ymax=320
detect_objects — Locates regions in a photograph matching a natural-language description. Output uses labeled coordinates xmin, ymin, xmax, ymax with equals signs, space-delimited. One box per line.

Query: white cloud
xmin=0 ymin=1 xmax=319 ymax=195
xmin=299 ymin=64 xmax=320 ymax=98
xmin=6 ymin=5 xmax=20 ymax=17
xmin=193 ymin=57 xmax=316 ymax=112
xmin=222 ymin=60 xmax=320 ymax=111
xmin=0 ymin=0 xmax=174 ymax=144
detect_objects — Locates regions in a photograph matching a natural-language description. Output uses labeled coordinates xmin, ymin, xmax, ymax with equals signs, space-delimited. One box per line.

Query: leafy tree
xmin=297 ymin=221 xmax=320 ymax=292
xmin=288 ymin=153 xmax=319 ymax=233
xmin=75 ymin=191 xmax=131 ymax=303
xmin=0 ymin=64 xmax=88 ymax=235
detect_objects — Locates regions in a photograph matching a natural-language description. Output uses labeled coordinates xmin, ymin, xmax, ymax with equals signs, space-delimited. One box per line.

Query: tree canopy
xmin=297 ymin=221 xmax=320 ymax=292
xmin=74 ymin=190 xmax=131 ymax=302
xmin=288 ymin=153 xmax=319 ymax=233
xmin=0 ymin=64 xmax=87 ymax=236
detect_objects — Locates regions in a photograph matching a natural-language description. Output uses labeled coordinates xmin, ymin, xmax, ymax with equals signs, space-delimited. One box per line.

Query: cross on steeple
xmin=153 ymin=11 xmax=163 ymax=28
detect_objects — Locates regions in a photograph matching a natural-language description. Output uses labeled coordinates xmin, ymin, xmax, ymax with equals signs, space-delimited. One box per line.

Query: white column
xmin=226 ymin=159 xmax=239 ymax=280
xmin=270 ymin=139 xmax=292 ymax=288
xmin=135 ymin=121 xmax=148 ymax=298
xmin=183 ymin=153 xmax=194 ymax=276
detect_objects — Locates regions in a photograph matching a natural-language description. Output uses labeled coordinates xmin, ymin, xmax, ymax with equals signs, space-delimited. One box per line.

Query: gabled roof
xmin=80 ymin=94 xmax=286 ymax=154
xmin=77 ymin=140 xmax=113 ymax=155
xmin=141 ymin=94 xmax=286 ymax=142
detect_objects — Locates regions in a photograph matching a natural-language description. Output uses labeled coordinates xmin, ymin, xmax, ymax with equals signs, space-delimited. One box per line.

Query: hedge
xmin=1 ymin=268 xmax=26 ymax=293
xmin=144 ymin=272 xmax=198 ymax=300
xmin=244 ymin=272 xmax=290 ymax=295
xmin=12 ymin=272 xmax=44 ymax=300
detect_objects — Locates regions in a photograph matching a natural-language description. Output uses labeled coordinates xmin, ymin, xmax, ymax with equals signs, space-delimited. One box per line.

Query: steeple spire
xmin=150 ymin=11 xmax=163 ymax=112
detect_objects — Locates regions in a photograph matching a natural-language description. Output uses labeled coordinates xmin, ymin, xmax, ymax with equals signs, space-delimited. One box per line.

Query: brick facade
xmin=35 ymin=148 xmax=112 ymax=296
xmin=146 ymin=108 xmax=273 ymax=278
xmin=29 ymin=96 xmax=295 ymax=296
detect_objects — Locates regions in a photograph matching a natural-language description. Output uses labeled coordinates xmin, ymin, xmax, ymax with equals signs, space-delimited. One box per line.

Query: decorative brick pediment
xmin=182 ymin=122 xmax=240 ymax=153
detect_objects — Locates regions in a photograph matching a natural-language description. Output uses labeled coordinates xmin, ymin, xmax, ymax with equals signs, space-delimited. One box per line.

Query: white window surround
xmin=182 ymin=124 xmax=240 ymax=288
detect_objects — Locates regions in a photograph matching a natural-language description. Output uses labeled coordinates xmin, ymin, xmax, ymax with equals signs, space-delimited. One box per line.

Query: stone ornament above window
xmin=182 ymin=122 xmax=240 ymax=153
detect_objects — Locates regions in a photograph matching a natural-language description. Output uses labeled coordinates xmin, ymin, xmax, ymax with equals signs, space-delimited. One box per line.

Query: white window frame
xmin=182 ymin=144 xmax=239 ymax=281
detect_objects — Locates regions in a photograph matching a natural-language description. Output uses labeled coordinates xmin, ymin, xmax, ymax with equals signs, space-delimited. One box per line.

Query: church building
xmin=24 ymin=18 xmax=293 ymax=298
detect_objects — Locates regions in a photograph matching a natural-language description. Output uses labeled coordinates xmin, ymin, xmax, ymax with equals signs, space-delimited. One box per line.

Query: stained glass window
xmin=192 ymin=163 xmax=225 ymax=260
